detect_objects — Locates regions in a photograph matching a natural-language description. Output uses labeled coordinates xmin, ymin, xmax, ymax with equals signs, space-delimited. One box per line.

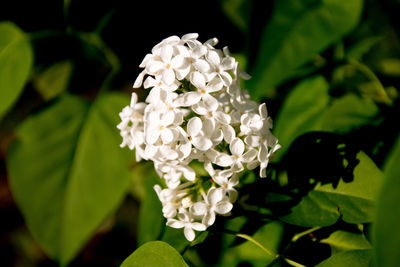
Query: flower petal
xmin=230 ymin=138 xmax=245 ymax=156
xmin=147 ymin=60 xmax=164 ymax=75
xmin=214 ymin=111 xmax=231 ymax=125
xmin=182 ymin=33 xmax=199 ymax=41
xmin=146 ymin=128 xmax=160 ymax=144
xmin=133 ymin=70 xmax=146 ymax=88
xmin=184 ymin=226 xmax=195 ymax=242
xmin=222 ymin=125 xmax=235 ymax=143
xmin=191 ymin=202 xmax=207 ymax=216
xmin=171 ymin=55 xmax=185 ymax=69
xmin=242 ymin=148 xmax=257 ymax=162
xmin=162 ymin=68 xmax=175 ymax=85
xmin=160 ymin=44 xmax=173 ymax=63
xmin=161 ymin=128 xmax=174 ymax=144
xmin=190 ymin=71 xmax=206 ymax=89
xmin=202 ymin=93 xmax=218 ymax=111
xmin=207 ymin=187 xmax=223 ymax=205
xmin=202 ymin=118 xmax=215 ymax=137
xmin=167 ymin=219 xmax=185 ymax=229
xmin=162 ymin=110 xmax=176 ymax=126
xmin=207 ymin=50 xmax=221 ymax=66
xmin=215 ymin=153 xmax=234 ymax=167
xmin=143 ymin=76 xmax=157 ymax=89
xmin=202 ymin=211 xmax=216 ymax=227
xmin=191 ymin=222 xmax=207 ymax=232
xmin=215 ymin=201 xmax=233 ymax=215
xmin=192 ymin=136 xmax=212 ymax=151
xmin=187 ymin=117 xmax=202 ymax=137
xmin=259 ymin=103 xmax=268 ymax=119
xmin=193 ymin=59 xmax=211 ymax=73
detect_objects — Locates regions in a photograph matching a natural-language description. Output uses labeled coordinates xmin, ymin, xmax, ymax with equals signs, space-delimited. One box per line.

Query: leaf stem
xmin=222 ymin=229 xmax=306 ymax=267
xmin=236 ymin=233 xmax=276 ymax=257
xmin=292 ymin=226 xmax=321 ymax=242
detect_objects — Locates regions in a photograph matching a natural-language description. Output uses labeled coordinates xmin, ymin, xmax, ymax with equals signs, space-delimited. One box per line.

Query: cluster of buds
xmin=118 ymin=33 xmax=280 ymax=241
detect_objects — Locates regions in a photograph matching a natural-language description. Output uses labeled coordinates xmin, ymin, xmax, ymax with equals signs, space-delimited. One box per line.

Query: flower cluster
xmin=118 ymin=33 xmax=280 ymax=241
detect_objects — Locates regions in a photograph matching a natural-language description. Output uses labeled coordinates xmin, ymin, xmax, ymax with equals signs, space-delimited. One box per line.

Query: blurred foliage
xmin=0 ymin=0 xmax=399 ymax=266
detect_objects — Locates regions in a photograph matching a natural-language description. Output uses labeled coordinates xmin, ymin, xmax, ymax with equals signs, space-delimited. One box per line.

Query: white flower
xmin=118 ymin=33 xmax=280 ymax=242
xmin=212 ymin=171 xmax=239 ymax=202
xmin=145 ymin=110 xmax=179 ymax=145
xmin=167 ymin=210 xmax=207 ymax=242
xmin=145 ymin=44 xmax=186 ymax=85
xmin=191 ymin=187 xmax=233 ymax=226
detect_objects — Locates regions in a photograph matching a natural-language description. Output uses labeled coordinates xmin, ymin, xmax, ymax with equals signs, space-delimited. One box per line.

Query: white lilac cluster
xmin=117 ymin=33 xmax=280 ymax=241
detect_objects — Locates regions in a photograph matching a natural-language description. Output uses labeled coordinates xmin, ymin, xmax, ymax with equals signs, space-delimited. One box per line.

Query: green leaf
xmin=7 ymin=93 xmax=134 ymax=265
xmin=346 ymin=36 xmax=382 ymax=60
xmin=0 ymin=21 xmax=33 ymax=119
xmin=137 ymin=169 xmax=164 ymax=245
xmin=374 ymin=136 xmax=400 ymax=267
xmin=316 ymin=249 xmax=372 ymax=267
xmin=121 ymin=241 xmax=188 ymax=267
xmin=273 ymin=76 xmax=330 ymax=159
xmin=219 ymin=0 xmax=251 ymax=32
xmin=282 ymin=151 xmax=382 ymax=226
xmin=322 ymin=94 xmax=379 ymax=133
xmin=33 ymin=60 xmax=73 ymax=100
xmin=378 ymin=58 xmax=400 ymax=77
xmin=220 ymin=221 xmax=283 ymax=267
xmin=249 ymin=0 xmax=363 ymax=98
xmin=320 ymin=230 xmax=371 ymax=254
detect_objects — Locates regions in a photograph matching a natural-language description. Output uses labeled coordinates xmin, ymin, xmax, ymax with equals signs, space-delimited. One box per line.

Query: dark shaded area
xmin=239 ymin=132 xmax=360 ymax=220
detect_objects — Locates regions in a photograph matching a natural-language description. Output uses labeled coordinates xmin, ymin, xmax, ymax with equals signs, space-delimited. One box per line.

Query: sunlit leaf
xmin=249 ymin=0 xmax=363 ymax=98
xmin=316 ymin=249 xmax=372 ymax=267
xmin=33 ymin=60 xmax=73 ymax=100
xmin=374 ymin=136 xmax=400 ymax=267
xmin=8 ymin=93 xmax=134 ymax=265
xmin=322 ymin=94 xmax=379 ymax=133
xmin=320 ymin=230 xmax=371 ymax=254
xmin=0 ymin=21 xmax=33 ymax=119
xmin=282 ymin=152 xmax=382 ymax=226
xmin=273 ymin=76 xmax=329 ymax=159
xmin=121 ymin=241 xmax=188 ymax=267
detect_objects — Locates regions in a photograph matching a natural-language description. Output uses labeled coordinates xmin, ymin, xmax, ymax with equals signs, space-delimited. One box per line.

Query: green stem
xmin=222 ymin=230 xmax=306 ymax=267
xmin=236 ymin=233 xmax=276 ymax=257
xmin=292 ymin=226 xmax=321 ymax=242
xmin=348 ymin=58 xmax=385 ymax=92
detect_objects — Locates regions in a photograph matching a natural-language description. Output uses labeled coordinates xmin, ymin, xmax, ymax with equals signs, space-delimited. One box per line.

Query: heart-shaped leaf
xmin=282 ymin=151 xmax=382 ymax=226
xmin=8 ymin=93 xmax=134 ymax=265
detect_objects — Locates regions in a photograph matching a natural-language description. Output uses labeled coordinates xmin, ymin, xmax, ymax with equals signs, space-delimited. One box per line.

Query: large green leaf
xmin=274 ymin=76 xmax=378 ymax=160
xmin=137 ymin=168 xmax=164 ymax=245
xmin=316 ymin=249 xmax=372 ymax=267
xmin=0 ymin=21 xmax=33 ymax=119
xmin=249 ymin=0 xmax=363 ymax=99
xmin=374 ymin=136 xmax=400 ymax=267
xmin=321 ymin=94 xmax=379 ymax=133
xmin=121 ymin=241 xmax=188 ymax=267
xmin=320 ymin=230 xmax=371 ymax=254
xmin=282 ymin=151 xmax=382 ymax=227
xmin=7 ymin=93 xmax=134 ymax=265
xmin=273 ymin=76 xmax=330 ymax=159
